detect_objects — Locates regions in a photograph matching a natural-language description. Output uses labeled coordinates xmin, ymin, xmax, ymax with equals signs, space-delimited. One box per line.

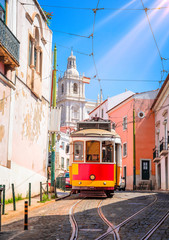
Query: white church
xmin=57 ymin=51 xmax=98 ymax=129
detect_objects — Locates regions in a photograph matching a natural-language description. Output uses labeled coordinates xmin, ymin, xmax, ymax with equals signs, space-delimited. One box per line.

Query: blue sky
xmin=38 ymin=0 xmax=169 ymax=101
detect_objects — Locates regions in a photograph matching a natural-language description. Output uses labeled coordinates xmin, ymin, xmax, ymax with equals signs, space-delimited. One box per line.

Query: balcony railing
xmin=153 ymin=148 xmax=160 ymax=160
xmin=160 ymin=138 xmax=168 ymax=156
xmin=0 ymin=18 xmax=20 ymax=64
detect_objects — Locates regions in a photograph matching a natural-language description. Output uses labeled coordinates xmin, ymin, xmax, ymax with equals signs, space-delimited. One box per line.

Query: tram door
xmin=123 ymin=166 xmax=126 ymax=187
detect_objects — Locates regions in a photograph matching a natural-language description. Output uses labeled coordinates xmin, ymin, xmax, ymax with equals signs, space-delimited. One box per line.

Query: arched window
xmin=61 ymin=84 xmax=64 ymax=94
xmin=73 ymin=83 xmax=78 ymax=94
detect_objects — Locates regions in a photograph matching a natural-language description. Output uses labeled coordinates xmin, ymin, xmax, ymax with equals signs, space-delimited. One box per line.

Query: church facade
xmin=57 ymin=51 xmax=96 ymax=128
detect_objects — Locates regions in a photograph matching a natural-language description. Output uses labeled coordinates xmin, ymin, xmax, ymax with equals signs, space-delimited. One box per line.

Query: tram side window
xmin=86 ymin=141 xmax=100 ymax=162
xmin=102 ymin=141 xmax=113 ymax=162
xmin=74 ymin=141 xmax=83 ymax=161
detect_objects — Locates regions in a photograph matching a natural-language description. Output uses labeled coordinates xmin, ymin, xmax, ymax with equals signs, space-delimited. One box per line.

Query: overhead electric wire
xmin=140 ymin=0 xmax=165 ymax=76
xmin=91 ymin=0 xmax=105 ymax=101
xmin=93 ymin=78 xmax=164 ymax=82
xmin=20 ymin=2 xmax=169 ymax=11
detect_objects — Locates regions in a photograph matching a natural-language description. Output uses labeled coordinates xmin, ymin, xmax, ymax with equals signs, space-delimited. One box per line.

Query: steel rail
xmin=96 ymin=194 xmax=158 ymax=240
xmin=96 ymin=200 xmax=120 ymax=240
xmin=69 ymin=199 xmax=83 ymax=240
xmin=141 ymin=210 xmax=169 ymax=240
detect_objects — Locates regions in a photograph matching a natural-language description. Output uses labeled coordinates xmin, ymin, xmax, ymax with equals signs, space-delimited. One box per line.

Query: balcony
xmin=153 ymin=148 xmax=160 ymax=163
xmin=0 ymin=18 xmax=20 ymax=69
xmin=159 ymin=139 xmax=168 ymax=156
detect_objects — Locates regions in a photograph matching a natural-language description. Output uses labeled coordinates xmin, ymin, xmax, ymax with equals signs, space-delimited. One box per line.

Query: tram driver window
xmin=102 ymin=141 xmax=113 ymax=162
xmin=73 ymin=142 xmax=83 ymax=161
xmin=86 ymin=141 xmax=100 ymax=162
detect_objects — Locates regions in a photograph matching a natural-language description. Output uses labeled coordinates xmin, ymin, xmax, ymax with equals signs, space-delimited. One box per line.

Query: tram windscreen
xmin=102 ymin=141 xmax=113 ymax=162
xmin=86 ymin=141 xmax=100 ymax=162
xmin=74 ymin=142 xmax=84 ymax=161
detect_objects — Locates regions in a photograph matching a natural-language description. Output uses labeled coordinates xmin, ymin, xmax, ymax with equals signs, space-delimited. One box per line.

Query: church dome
xmin=64 ymin=51 xmax=79 ymax=78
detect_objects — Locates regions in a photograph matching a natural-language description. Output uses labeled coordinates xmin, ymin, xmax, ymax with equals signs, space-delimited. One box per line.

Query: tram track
xmin=141 ymin=210 xmax=169 ymax=240
xmin=95 ymin=194 xmax=158 ymax=240
xmin=69 ymin=193 xmax=169 ymax=240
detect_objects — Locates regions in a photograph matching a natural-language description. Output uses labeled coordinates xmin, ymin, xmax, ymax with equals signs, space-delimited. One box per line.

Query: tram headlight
xmin=90 ymin=174 xmax=96 ymax=180
xmin=103 ymin=182 xmax=106 ymax=185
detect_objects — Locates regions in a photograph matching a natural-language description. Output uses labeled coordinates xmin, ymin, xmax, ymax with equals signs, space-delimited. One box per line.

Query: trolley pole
xmin=133 ymin=108 xmax=136 ymax=190
xmin=51 ymin=45 xmax=57 ymax=187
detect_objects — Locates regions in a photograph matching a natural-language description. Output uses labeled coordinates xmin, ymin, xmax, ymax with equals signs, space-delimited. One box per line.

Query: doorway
xmin=142 ymin=160 xmax=150 ymax=180
xmin=165 ymin=157 xmax=168 ymax=189
xmin=157 ymin=163 xmax=161 ymax=189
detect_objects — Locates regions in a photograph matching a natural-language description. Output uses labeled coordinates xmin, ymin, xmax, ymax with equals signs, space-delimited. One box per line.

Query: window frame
xmin=86 ymin=140 xmax=100 ymax=163
xmin=73 ymin=141 xmax=84 ymax=162
xmin=123 ymin=142 xmax=127 ymax=157
xmin=123 ymin=116 xmax=127 ymax=130
xmin=73 ymin=83 xmax=78 ymax=94
xmin=61 ymin=157 xmax=64 ymax=169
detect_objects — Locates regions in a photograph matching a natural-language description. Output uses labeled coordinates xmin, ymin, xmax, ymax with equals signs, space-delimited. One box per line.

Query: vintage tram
xmin=69 ymin=118 xmax=122 ymax=197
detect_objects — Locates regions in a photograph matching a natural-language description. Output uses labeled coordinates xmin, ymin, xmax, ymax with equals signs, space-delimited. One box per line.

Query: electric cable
xmin=140 ymin=0 xmax=165 ymax=78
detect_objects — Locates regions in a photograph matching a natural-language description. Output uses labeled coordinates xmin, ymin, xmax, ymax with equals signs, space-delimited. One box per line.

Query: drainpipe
xmin=133 ymin=108 xmax=136 ymax=190
xmin=51 ymin=45 xmax=57 ymax=187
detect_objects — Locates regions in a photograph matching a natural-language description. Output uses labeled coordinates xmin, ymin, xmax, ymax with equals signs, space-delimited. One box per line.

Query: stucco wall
xmin=0 ymin=83 xmax=11 ymax=167
xmin=0 ymin=162 xmax=46 ymax=199
xmin=12 ymin=79 xmax=49 ymax=177
xmin=108 ymin=98 xmax=134 ymax=189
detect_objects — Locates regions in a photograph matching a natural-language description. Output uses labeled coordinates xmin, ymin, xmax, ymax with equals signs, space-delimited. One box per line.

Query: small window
xmin=61 ymin=142 xmax=65 ymax=150
xmin=73 ymin=83 xmax=78 ymax=94
xmin=66 ymin=144 xmax=69 ymax=153
xmin=28 ymin=39 xmax=32 ymax=66
xmin=67 ymin=159 xmax=69 ymax=171
xmin=123 ymin=143 xmax=127 ymax=157
xmin=123 ymin=117 xmax=127 ymax=130
xmin=74 ymin=141 xmax=84 ymax=161
xmin=61 ymin=157 xmax=64 ymax=169
xmin=86 ymin=141 xmax=100 ymax=162
xmin=61 ymin=84 xmax=64 ymax=94
xmin=101 ymin=109 xmax=104 ymax=118
xmin=112 ymin=122 xmax=116 ymax=130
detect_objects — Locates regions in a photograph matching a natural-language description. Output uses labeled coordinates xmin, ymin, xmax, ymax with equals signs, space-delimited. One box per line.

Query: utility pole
xmin=51 ymin=45 xmax=57 ymax=187
xmin=133 ymin=108 xmax=136 ymax=190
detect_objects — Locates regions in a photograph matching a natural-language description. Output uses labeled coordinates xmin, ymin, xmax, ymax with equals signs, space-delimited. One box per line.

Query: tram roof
xmin=71 ymin=128 xmax=120 ymax=138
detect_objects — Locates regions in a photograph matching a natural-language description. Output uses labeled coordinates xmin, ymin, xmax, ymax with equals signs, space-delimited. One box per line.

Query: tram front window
xmin=102 ymin=141 xmax=113 ymax=162
xmin=74 ymin=142 xmax=84 ymax=161
xmin=86 ymin=141 xmax=100 ymax=162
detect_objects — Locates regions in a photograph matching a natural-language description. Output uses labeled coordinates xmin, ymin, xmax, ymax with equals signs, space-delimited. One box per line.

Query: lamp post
xmin=51 ymin=45 xmax=57 ymax=187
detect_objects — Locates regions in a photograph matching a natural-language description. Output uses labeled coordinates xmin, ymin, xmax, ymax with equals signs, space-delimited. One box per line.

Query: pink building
xmin=108 ymin=90 xmax=158 ymax=190
xmin=152 ymin=75 xmax=169 ymax=190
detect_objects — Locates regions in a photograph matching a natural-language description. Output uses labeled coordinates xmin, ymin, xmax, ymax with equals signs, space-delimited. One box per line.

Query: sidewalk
xmin=1 ymin=189 xmax=70 ymax=225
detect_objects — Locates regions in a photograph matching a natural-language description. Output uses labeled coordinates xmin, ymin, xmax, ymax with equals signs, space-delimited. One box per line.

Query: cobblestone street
xmin=0 ymin=191 xmax=169 ymax=240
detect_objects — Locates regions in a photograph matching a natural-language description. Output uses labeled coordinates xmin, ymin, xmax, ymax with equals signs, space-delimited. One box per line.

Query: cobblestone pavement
xmin=0 ymin=191 xmax=169 ymax=240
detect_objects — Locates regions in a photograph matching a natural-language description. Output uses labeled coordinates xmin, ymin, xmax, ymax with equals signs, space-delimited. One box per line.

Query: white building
xmin=55 ymin=130 xmax=70 ymax=177
xmin=0 ymin=0 xmax=52 ymax=198
xmin=57 ymin=51 xmax=97 ymax=128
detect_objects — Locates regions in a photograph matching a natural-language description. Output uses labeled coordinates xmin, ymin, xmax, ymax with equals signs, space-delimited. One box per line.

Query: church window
xmin=61 ymin=84 xmax=64 ymax=94
xmin=73 ymin=83 xmax=78 ymax=94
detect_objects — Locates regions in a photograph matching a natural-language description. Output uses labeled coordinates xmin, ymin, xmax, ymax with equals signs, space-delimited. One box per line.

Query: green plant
xmin=43 ymin=9 xmax=53 ymax=26
xmin=16 ymin=193 xmax=23 ymax=201
xmin=40 ymin=193 xmax=50 ymax=203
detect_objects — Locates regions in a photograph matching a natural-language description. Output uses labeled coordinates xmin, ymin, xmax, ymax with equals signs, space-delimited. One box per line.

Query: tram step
xmin=80 ymin=190 xmax=107 ymax=198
